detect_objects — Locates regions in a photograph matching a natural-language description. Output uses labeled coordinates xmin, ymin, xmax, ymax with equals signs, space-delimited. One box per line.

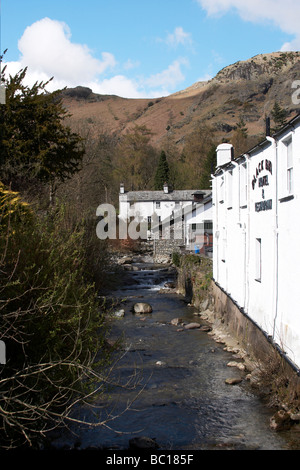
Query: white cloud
xmin=165 ymin=27 xmax=193 ymax=48
xmin=197 ymin=0 xmax=300 ymax=51
xmin=197 ymin=73 xmax=213 ymax=82
xmin=123 ymin=59 xmax=141 ymax=71
xmin=89 ymin=75 xmax=146 ymax=99
xmin=4 ymin=17 xmax=120 ymax=93
xmin=281 ymin=38 xmax=300 ymax=52
xmin=145 ymin=58 xmax=188 ymax=94
xmin=17 ymin=18 xmax=116 ymax=85
xmin=3 ymin=17 xmax=188 ymax=98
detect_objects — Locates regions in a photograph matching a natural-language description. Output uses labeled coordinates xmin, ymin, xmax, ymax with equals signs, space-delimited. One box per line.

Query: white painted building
xmin=183 ymin=197 xmax=213 ymax=254
xmin=212 ymin=114 xmax=300 ymax=371
xmin=119 ymin=183 xmax=212 ymax=253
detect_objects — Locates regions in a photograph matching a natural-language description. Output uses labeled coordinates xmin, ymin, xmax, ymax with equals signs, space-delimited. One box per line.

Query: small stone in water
xmin=170 ymin=318 xmax=182 ymax=326
xmin=113 ymin=309 xmax=125 ymax=318
xmin=227 ymin=361 xmax=245 ymax=371
xmin=225 ymin=377 xmax=242 ymax=385
xmin=184 ymin=322 xmax=201 ymax=330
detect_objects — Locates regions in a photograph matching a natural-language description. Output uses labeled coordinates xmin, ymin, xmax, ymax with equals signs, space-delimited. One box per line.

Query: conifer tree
xmin=199 ymin=145 xmax=217 ymax=189
xmin=270 ymin=101 xmax=288 ymax=133
xmin=154 ymin=150 xmax=169 ymax=190
xmin=230 ymin=116 xmax=249 ymax=156
xmin=0 ymin=67 xmax=85 ymax=196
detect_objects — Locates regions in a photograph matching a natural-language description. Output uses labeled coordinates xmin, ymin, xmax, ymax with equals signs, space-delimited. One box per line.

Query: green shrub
xmin=0 ymin=189 xmax=114 ymax=447
xmin=172 ymin=251 xmax=181 ymax=267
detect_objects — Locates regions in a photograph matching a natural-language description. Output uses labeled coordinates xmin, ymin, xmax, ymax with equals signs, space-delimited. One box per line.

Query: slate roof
xmin=119 ymin=189 xmax=211 ymax=202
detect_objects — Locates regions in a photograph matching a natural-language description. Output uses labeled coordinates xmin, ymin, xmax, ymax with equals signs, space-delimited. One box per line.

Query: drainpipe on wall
xmin=211 ymin=174 xmax=218 ymax=281
xmin=230 ymin=161 xmax=240 ymax=222
xmin=243 ymin=153 xmax=250 ymax=312
xmin=244 ymin=154 xmax=250 ymax=313
xmin=266 ymin=136 xmax=278 ymax=340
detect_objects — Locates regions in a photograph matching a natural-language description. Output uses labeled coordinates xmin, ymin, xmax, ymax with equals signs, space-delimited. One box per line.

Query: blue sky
xmin=1 ymin=0 xmax=299 ymax=98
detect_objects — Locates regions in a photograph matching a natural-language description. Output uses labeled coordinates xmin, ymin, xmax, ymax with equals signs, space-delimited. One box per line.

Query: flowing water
xmin=51 ymin=261 xmax=292 ymax=451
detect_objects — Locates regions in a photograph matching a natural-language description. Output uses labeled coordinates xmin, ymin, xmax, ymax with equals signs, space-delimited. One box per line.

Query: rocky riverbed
xmin=50 ymin=257 xmax=298 ymax=450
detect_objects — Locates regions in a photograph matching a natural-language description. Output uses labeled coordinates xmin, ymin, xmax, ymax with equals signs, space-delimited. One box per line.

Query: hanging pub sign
xmin=252 ymin=158 xmax=273 ymax=212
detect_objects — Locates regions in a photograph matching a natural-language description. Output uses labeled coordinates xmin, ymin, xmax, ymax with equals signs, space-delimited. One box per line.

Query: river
xmin=51 ymin=260 xmax=293 ymax=451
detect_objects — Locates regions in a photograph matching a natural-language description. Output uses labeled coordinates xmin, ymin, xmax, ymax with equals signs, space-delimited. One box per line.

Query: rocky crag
xmin=62 ymin=51 xmax=300 ymax=150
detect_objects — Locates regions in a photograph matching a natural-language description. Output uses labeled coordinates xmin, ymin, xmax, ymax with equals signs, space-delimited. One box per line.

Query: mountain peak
xmin=214 ymin=51 xmax=300 ymax=83
xmin=63 ymin=51 xmax=300 ymax=152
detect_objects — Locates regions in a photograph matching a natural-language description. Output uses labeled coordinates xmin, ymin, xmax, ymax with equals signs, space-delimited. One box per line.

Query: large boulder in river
xmin=133 ymin=302 xmax=153 ymax=314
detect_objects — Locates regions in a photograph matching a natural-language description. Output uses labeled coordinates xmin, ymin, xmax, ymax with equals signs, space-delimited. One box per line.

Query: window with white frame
xmin=219 ymin=175 xmax=225 ymax=203
xmin=285 ymin=137 xmax=293 ymax=194
xmin=226 ymin=170 xmax=233 ymax=208
xmin=255 ymin=238 xmax=262 ymax=282
xmin=240 ymin=162 xmax=247 ymax=207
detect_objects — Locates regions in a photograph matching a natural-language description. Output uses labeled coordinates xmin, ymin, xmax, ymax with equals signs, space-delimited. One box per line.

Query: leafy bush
xmin=172 ymin=251 xmax=181 ymax=267
xmin=0 ymin=187 xmax=114 ymax=448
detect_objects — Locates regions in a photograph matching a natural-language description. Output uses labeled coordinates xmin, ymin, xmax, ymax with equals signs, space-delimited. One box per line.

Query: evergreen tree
xmin=0 ymin=67 xmax=85 ymax=195
xmin=270 ymin=101 xmax=288 ymax=133
xmin=154 ymin=150 xmax=170 ymax=190
xmin=199 ymin=145 xmax=217 ymax=189
xmin=230 ymin=116 xmax=249 ymax=156
xmin=236 ymin=117 xmax=248 ymax=138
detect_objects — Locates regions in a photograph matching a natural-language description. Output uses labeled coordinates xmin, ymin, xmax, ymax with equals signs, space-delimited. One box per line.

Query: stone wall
xmin=176 ymin=254 xmax=213 ymax=307
xmin=211 ymin=281 xmax=300 ymax=395
xmin=211 ymin=281 xmax=274 ymax=362
xmin=153 ymin=239 xmax=184 ymax=263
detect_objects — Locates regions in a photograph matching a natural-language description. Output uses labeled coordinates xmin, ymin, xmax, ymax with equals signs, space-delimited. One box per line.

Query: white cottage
xmin=119 ymin=183 xmax=212 ymax=253
xmin=212 ymin=114 xmax=300 ymax=371
xmin=182 ymin=197 xmax=213 ymax=254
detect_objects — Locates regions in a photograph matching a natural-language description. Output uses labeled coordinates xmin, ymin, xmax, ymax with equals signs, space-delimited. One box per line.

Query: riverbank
xmin=174 ymin=253 xmax=300 ymax=443
xmin=49 ymin=252 xmax=296 ymax=450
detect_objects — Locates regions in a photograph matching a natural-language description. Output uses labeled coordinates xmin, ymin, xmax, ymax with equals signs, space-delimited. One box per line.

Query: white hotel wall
xmin=246 ymin=142 xmax=277 ymax=336
xmin=213 ymin=158 xmax=249 ymax=307
xmin=213 ymin=119 xmax=300 ymax=370
xmin=276 ymin=122 xmax=300 ymax=366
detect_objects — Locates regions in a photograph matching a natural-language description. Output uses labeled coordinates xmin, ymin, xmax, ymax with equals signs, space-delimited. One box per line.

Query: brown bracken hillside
xmin=62 ymin=51 xmax=300 ymax=151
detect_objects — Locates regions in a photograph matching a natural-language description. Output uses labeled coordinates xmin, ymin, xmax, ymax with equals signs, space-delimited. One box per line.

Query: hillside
xmin=62 ymin=51 xmax=300 ymax=151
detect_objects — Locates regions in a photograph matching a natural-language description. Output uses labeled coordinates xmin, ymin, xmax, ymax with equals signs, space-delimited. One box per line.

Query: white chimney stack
xmin=216 ymin=143 xmax=234 ymax=167
xmin=120 ymin=183 xmax=125 ymax=194
xmin=163 ymin=182 xmax=169 ymax=194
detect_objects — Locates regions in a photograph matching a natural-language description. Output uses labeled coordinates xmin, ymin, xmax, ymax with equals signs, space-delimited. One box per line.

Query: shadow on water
xmin=51 ymin=261 xmax=292 ymax=451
